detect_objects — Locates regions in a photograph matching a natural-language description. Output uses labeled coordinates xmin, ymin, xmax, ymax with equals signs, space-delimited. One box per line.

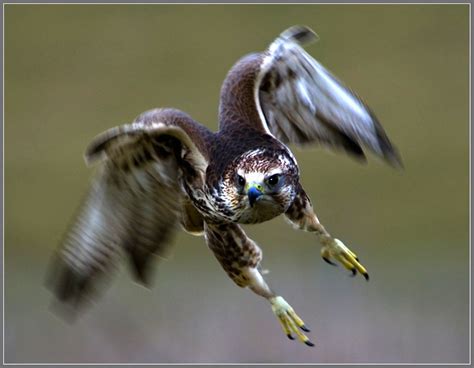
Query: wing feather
xmin=48 ymin=108 xmax=210 ymax=315
xmin=257 ymin=25 xmax=402 ymax=167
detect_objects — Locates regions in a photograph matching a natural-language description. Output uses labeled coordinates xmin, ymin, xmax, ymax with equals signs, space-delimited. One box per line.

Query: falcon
xmin=48 ymin=26 xmax=402 ymax=346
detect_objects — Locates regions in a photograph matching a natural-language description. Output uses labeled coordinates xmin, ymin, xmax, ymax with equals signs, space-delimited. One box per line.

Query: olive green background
xmin=4 ymin=4 xmax=469 ymax=364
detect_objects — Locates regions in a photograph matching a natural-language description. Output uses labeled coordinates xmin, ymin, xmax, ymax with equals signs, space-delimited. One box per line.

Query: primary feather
xmin=48 ymin=109 xmax=212 ymax=313
xmin=257 ymin=25 xmax=402 ymax=167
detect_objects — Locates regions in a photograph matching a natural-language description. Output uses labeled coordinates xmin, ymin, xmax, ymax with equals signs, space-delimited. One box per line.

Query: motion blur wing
xmin=47 ymin=108 xmax=210 ymax=315
xmin=257 ymin=25 xmax=402 ymax=167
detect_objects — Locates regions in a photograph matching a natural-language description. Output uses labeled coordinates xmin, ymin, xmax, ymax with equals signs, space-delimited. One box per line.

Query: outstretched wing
xmin=256 ymin=25 xmax=402 ymax=167
xmin=47 ymin=108 xmax=211 ymax=314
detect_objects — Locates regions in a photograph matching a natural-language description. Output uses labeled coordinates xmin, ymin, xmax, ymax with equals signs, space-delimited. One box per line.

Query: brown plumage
xmin=48 ymin=26 xmax=401 ymax=344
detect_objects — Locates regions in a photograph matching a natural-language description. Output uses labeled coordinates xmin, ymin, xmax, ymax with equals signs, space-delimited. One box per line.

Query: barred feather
xmin=257 ymin=25 xmax=403 ymax=167
xmin=48 ymin=109 xmax=211 ymax=315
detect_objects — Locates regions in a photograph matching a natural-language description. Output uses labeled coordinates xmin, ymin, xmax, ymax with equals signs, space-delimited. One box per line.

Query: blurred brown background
xmin=4 ymin=4 xmax=469 ymax=364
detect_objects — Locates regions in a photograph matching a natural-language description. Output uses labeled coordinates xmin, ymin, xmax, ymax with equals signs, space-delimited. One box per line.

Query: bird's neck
xmin=218 ymin=53 xmax=267 ymax=136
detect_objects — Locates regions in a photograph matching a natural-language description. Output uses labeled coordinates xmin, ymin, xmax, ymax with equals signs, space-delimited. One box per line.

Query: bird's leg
xmin=285 ymin=186 xmax=369 ymax=280
xmin=204 ymin=222 xmax=314 ymax=346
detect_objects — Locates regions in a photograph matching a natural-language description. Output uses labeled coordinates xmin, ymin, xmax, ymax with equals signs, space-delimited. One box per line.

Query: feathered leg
xmin=285 ymin=186 xmax=369 ymax=280
xmin=205 ymin=222 xmax=314 ymax=346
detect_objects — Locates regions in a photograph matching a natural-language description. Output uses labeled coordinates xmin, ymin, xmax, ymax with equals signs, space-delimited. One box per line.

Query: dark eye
xmin=237 ymin=175 xmax=245 ymax=187
xmin=267 ymin=174 xmax=281 ymax=186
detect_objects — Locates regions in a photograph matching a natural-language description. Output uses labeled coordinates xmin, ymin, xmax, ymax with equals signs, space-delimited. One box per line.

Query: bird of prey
xmin=48 ymin=25 xmax=402 ymax=347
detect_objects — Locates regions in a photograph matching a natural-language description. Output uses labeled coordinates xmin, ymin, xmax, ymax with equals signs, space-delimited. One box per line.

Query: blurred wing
xmin=257 ymin=26 xmax=402 ymax=167
xmin=48 ymin=108 xmax=209 ymax=314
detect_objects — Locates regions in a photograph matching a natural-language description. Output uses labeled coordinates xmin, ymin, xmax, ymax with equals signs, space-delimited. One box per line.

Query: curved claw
xmin=322 ymin=256 xmax=337 ymax=266
xmin=300 ymin=324 xmax=311 ymax=332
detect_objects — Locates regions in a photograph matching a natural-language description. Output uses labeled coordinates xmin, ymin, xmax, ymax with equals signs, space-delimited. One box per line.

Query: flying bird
xmin=48 ymin=26 xmax=402 ymax=346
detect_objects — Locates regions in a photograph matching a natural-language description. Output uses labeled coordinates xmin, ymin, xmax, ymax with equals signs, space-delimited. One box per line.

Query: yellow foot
xmin=321 ymin=238 xmax=369 ymax=280
xmin=270 ymin=296 xmax=314 ymax=347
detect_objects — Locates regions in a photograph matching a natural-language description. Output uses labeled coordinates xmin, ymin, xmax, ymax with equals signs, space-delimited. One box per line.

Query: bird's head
xmin=220 ymin=148 xmax=299 ymax=223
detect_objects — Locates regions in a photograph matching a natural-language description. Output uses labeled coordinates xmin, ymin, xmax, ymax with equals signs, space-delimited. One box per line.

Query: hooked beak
xmin=246 ymin=184 xmax=263 ymax=207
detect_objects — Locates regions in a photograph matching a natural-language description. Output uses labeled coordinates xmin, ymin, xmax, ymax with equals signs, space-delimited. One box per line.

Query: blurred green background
xmin=4 ymin=4 xmax=469 ymax=364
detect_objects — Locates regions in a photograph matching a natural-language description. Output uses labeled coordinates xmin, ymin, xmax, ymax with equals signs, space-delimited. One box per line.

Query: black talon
xmin=349 ymin=268 xmax=357 ymax=277
xmin=355 ymin=257 xmax=360 ymax=262
xmin=287 ymin=334 xmax=295 ymax=340
xmin=322 ymin=257 xmax=337 ymax=266
xmin=363 ymin=272 xmax=370 ymax=281
xmin=304 ymin=340 xmax=315 ymax=347
xmin=300 ymin=325 xmax=310 ymax=332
